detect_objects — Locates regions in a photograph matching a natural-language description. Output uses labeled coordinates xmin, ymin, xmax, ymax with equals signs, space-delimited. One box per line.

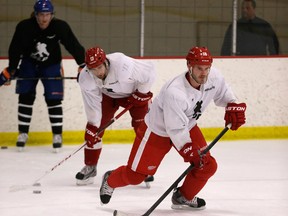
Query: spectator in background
xmin=1 ymin=0 xmax=85 ymax=152
xmin=221 ymin=0 xmax=279 ymax=56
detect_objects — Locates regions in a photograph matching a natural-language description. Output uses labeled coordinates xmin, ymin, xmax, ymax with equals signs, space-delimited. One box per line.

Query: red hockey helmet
xmin=85 ymin=46 xmax=106 ymax=69
xmin=186 ymin=47 xmax=213 ymax=66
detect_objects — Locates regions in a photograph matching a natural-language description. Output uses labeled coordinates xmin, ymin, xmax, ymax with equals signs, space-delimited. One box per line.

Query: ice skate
xmin=100 ymin=170 xmax=114 ymax=205
xmin=52 ymin=134 xmax=62 ymax=153
xmin=171 ymin=187 xmax=206 ymax=210
xmin=16 ymin=133 xmax=28 ymax=152
xmin=75 ymin=165 xmax=97 ymax=185
xmin=144 ymin=175 xmax=154 ymax=188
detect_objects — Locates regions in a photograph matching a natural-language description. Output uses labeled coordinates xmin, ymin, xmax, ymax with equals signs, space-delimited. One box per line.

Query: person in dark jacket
xmin=2 ymin=0 xmax=85 ymax=152
xmin=221 ymin=0 xmax=279 ymax=56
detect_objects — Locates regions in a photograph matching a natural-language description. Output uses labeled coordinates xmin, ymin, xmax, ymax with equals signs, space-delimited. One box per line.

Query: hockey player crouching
xmin=99 ymin=46 xmax=247 ymax=210
xmin=76 ymin=46 xmax=156 ymax=186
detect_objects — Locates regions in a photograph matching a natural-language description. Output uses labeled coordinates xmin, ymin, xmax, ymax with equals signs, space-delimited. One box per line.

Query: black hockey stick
xmin=11 ymin=76 xmax=77 ymax=80
xmin=10 ymin=104 xmax=133 ymax=192
xmin=114 ymin=123 xmax=231 ymax=216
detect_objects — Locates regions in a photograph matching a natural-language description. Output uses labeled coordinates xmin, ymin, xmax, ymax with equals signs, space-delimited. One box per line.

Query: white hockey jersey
xmin=145 ymin=68 xmax=236 ymax=151
xmin=78 ymin=52 xmax=156 ymax=126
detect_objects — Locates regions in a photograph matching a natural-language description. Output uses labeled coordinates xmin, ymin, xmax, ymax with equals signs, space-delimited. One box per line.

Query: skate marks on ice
xmin=0 ymin=140 xmax=288 ymax=216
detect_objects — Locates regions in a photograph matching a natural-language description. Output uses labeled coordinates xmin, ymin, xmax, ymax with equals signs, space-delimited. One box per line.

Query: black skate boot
xmin=100 ymin=170 xmax=114 ymax=205
xmin=75 ymin=165 xmax=97 ymax=185
xmin=52 ymin=134 xmax=62 ymax=153
xmin=16 ymin=133 xmax=28 ymax=152
xmin=171 ymin=187 xmax=206 ymax=210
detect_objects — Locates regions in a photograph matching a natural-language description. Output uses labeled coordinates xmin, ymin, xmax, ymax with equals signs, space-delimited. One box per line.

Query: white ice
xmin=1 ymin=139 xmax=288 ymax=216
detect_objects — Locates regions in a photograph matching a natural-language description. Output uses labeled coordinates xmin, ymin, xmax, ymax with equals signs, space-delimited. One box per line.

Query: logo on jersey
xmin=109 ymin=81 xmax=119 ymax=85
xmin=204 ymin=85 xmax=215 ymax=91
xmin=147 ymin=166 xmax=156 ymax=170
xmin=192 ymin=100 xmax=203 ymax=120
xmin=31 ymin=42 xmax=50 ymax=62
xmin=105 ymin=88 xmax=115 ymax=93
xmin=47 ymin=34 xmax=56 ymax=39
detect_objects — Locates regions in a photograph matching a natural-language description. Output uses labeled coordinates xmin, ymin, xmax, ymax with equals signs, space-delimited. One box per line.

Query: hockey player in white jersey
xmin=100 ymin=46 xmax=247 ymax=210
xmin=76 ymin=46 xmax=156 ymax=185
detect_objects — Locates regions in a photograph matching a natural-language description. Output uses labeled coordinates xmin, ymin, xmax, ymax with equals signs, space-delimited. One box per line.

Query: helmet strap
xmin=188 ymin=66 xmax=201 ymax=86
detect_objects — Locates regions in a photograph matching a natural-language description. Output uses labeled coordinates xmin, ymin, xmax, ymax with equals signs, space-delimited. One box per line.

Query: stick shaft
xmin=142 ymin=125 xmax=230 ymax=216
xmin=33 ymin=105 xmax=133 ymax=184
xmin=202 ymin=124 xmax=230 ymax=155
xmin=12 ymin=76 xmax=77 ymax=80
xmin=97 ymin=104 xmax=133 ymax=136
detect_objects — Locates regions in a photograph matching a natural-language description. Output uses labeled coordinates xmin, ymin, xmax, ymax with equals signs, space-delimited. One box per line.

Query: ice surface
xmin=1 ymin=140 xmax=288 ymax=216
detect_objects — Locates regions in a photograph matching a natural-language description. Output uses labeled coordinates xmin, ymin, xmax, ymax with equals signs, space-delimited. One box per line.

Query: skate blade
xmin=76 ymin=177 xmax=94 ymax=186
xmin=17 ymin=147 xmax=24 ymax=152
xmin=145 ymin=182 xmax=151 ymax=188
xmin=171 ymin=204 xmax=206 ymax=211
xmin=113 ymin=210 xmax=140 ymax=216
xmin=52 ymin=148 xmax=62 ymax=153
xmin=144 ymin=175 xmax=154 ymax=188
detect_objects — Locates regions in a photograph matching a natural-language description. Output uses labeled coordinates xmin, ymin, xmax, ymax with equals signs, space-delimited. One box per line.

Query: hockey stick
xmin=10 ymin=104 xmax=133 ymax=192
xmin=114 ymin=123 xmax=231 ymax=216
xmin=11 ymin=76 xmax=77 ymax=80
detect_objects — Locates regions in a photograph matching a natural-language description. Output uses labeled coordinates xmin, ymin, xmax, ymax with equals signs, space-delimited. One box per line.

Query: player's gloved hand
xmin=85 ymin=122 xmax=101 ymax=148
xmin=224 ymin=102 xmax=247 ymax=130
xmin=179 ymin=143 xmax=207 ymax=168
xmin=78 ymin=64 xmax=86 ymax=73
xmin=0 ymin=67 xmax=14 ymax=86
xmin=77 ymin=64 xmax=86 ymax=82
xmin=128 ymin=91 xmax=153 ymax=107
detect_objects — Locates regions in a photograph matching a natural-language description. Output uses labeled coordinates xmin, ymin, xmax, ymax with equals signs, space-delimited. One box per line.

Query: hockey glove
xmin=85 ymin=122 xmax=101 ymax=148
xmin=78 ymin=63 xmax=86 ymax=73
xmin=224 ymin=102 xmax=247 ymax=130
xmin=0 ymin=67 xmax=13 ymax=86
xmin=179 ymin=142 xmax=207 ymax=168
xmin=128 ymin=91 xmax=153 ymax=107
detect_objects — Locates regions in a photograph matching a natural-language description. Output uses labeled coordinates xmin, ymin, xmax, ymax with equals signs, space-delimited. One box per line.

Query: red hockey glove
xmin=128 ymin=91 xmax=153 ymax=107
xmin=85 ymin=123 xmax=101 ymax=148
xmin=179 ymin=143 xmax=207 ymax=168
xmin=224 ymin=102 xmax=247 ymax=130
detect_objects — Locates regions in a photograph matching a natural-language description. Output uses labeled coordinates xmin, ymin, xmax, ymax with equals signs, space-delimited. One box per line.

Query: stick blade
xmin=113 ymin=210 xmax=140 ymax=216
xmin=9 ymin=185 xmax=30 ymax=192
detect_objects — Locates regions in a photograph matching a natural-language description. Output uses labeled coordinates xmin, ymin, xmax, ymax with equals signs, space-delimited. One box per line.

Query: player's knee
xmin=19 ymin=93 xmax=36 ymax=105
xmin=132 ymin=119 xmax=144 ymax=132
xmin=207 ymin=155 xmax=217 ymax=175
xmin=202 ymin=155 xmax=218 ymax=178
xmin=45 ymin=99 xmax=62 ymax=106
xmin=125 ymin=167 xmax=146 ymax=185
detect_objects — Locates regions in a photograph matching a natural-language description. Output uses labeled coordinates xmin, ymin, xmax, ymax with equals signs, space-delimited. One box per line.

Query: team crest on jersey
xmin=31 ymin=42 xmax=50 ymax=62
xmin=148 ymin=166 xmax=156 ymax=170
xmin=192 ymin=100 xmax=203 ymax=120
xmin=105 ymin=88 xmax=115 ymax=93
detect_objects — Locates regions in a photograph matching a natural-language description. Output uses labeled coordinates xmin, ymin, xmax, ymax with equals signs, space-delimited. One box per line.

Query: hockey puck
xmin=33 ymin=182 xmax=41 ymax=187
xmin=33 ymin=190 xmax=41 ymax=194
xmin=1 ymin=146 xmax=8 ymax=149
